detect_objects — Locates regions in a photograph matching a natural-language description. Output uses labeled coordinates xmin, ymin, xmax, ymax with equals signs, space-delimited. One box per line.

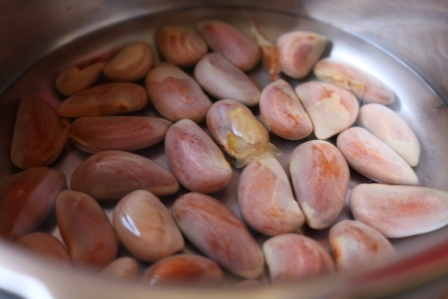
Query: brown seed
xmin=263 ymin=233 xmax=335 ymax=283
xmin=329 ymin=220 xmax=395 ymax=270
xmin=0 ymin=167 xmax=65 ymax=239
xmin=16 ymin=232 xmax=71 ymax=264
xmin=165 ymin=119 xmax=232 ymax=193
xmin=100 ymin=257 xmax=140 ymax=280
xmin=145 ymin=63 xmax=212 ymax=123
xmin=350 ymin=184 xmax=448 ymax=238
xmin=156 ymin=25 xmax=208 ymax=67
xmin=141 ymin=254 xmax=223 ymax=287
xmin=56 ymin=190 xmax=118 ymax=267
xmin=70 ymin=150 xmax=179 ymax=200
xmin=69 ymin=116 xmax=172 ymax=153
xmin=103 ymin=42 xmax=154 ymax=82
xmin=57 ymin=83 xmax=147 ymax=117
xmin=113 ymin=190 xmax=184 ymax=262
xmin=196 ymin=20 xmax=261 ymax=71
xmin=11 ymin=97 xmax=68 ymax=169
xmin=289 ymin=140 xmax=350 ymax=229
xmin=172 ymin=192 xmax=264 ymax=279
xmin=55 ymin=62 xmax=105 ymax=96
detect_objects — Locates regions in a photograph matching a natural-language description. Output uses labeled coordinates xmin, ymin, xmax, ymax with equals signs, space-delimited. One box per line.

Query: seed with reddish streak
xmin=290 ymin=140 xmax=349 ymax=229
xmin=172 ymin=192 xmax=264 ymax=279
xmin=57 ymin=83 xmax=147 ymax=117
xmin=238 ymin=157 xmax=304 ymax=236
xmin=0 ymin=167 xmax=65 ymax=239
xmin=165 ymin=119 xmax=232 ymax=193
xmin=295 ymin=81 xmax=359 ymax=140
xmin=16 ymin=232 xmax=71 ymax=264
xmin=350 ymin=184 xmax=448 ymax=238
xmin=196 ymin=20 xmax=261 ymax=71
xmin=100 ymin=257 xmax=140 ymax=280
xmin=56 ymin=190 xmax=118 ymax=267
xmin=11 ymin=97 xmax=68 ymax=169
xmin=329 ymin=220 xmax=395 ymax=270
xmin=156 ymin=25 xmax=208 ymax=67
xmin=56 ymin=62 xmax=105 ymax=96
xmin=263 ymin=233 xmax=335 ymax=283
xmin=141 ymin=254 xmax=223 ymax=287
xmin=113 ymin=190 xmax=184 ymax=262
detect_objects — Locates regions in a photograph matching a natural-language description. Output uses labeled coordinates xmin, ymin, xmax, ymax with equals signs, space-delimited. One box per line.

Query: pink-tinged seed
xmin=57 ymin=83 xmax=147 ymax=117
xmin=350 ymin=184 xmax=448 ymax=238
xmin=0 ymin=167 xmax=65 ymax=239
xmin=156 ymin=25 xmax=208 ymax=67
xmin=56 ymin=190 xmax=118 ymax=267
xmin=314 ymin=58 xmax=395 ymax=104
xmin=238 ymin=157 xmax=304 ymax=236
xmin=145 ymin=63 xmax=212 ymax=123
xmin=100 ymin=257 xmax=140 ymax=280
xmin=295 ymin=81 xmax=359 ymax=140
xmin=165 ymin=119 xmax=232 ymax=193
xmin=69 ymin=116 xmax=172 ymax=153
xmin=194 ymin=53 xmax=261 ymax=107
xmin=337 ymin=127 xmax=419 ymax=185
xmin=206 ymin=99 xmax=279 ymax=167
xmin=290 ymin=140 xmax=350 ymax=229
xmin=11 ymin=97 xmax=68 ymax=169
xmin=277 ymin=31 xmax=327 ymax=79
xmin=56 ymin=62 xmax=105 ymax=96
xmin=172 ymin=192 xmax=264 ymax=279
xmin=259 ymin=79 xmax=313 ymax=140
xmin=196 ymin=20 xmax=261 ymax=71
xmin=113 ymin=190 xmax=184 ymax=262
xmin=71 ymin=150 xmax=179 ymax=200
xmin=329 ymin=220 xmax=395 ymax=270
xmin=141 ymin=254 xmax=223 ymax=287
xmin=358 ymin=103 xmax=420 ymax=167
xmin=16 ymin=232 xmax=71 ymax=264
xmin=263 ymin=233 xmax=335 ymax=283
xmin=103 ymin=42 xmax=154 ymax=82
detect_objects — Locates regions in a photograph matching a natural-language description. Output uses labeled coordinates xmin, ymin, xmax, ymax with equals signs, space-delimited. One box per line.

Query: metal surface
xmin=0 ymin=1 xmax=447 ymax=299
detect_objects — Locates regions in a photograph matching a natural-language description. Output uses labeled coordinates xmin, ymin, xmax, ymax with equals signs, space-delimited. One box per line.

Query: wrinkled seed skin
xmin=57 ymin=83 xmax=147 ymax=117
xmin=350 ymin=184 xmax=448 ymax=238
xmin=206 ymin=99 xmax=278 ymax=167
xmin=56 ymin=62 xmax=105 ymax=96
xmin=113 ymin=190 xmax=184 ymax=262
xmin=100 ymin=257 xmax=140 ymax=280
xmin=196 ymin=20 xmax=261 ymax=71
xmin=277 ymin=31 xmax=327 ymax=79
xmin=263 ymin=233 xmax=335 ymax=283
xmin=145 ymin=63 xmax=212 ymax=123
xmin=172 ymin=192 xmax=264 ymax=279
xmin=16 ymin=232 xmax=71 ymax=264
xmin=358 ymin=103 xmax=420 ymax=167
xmin=165 ymin=119 xmax=232 ymax=193
xmin=71 ymin=150 xmax=179 ymax=200
xmin=238 ymin=157 xmax=304 ymax=236
xmin=260 ymin=79 xmax=313 ymax=140
xmin=103 ymin=42 xmax=154 ymax=82
xmin=156 ymin=25 xmax=208 ymax=67
xmin=194 ymin=53 xmax=261 ymax=107
xmin=11 ymin=97 xmax=68 ymax=169
xmin=295 ymin=81 xmax=359 ymax=140
xmin=141 ymin=254 xmax=223 ymax=286
xmin=337 ymin=127 xmax=419 ymax=185
xmin=290 ymin=141 xmax=349 ymax=229
xmin=329 ymin=220 xmax=395 ymax=270
xmin=69 ymin=116 xmax=172 ymax=153
xmin=314 ymin=58 xmax=395 ymax=105
xmin=56 ymin=190 xmax=118 ymax=267
xmin=0 ymin=167 xmax=65 ymax=239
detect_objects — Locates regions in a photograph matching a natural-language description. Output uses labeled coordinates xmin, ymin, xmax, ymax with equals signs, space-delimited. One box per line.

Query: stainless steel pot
xmin=0 ymin=1 xmax=447 ymax=298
